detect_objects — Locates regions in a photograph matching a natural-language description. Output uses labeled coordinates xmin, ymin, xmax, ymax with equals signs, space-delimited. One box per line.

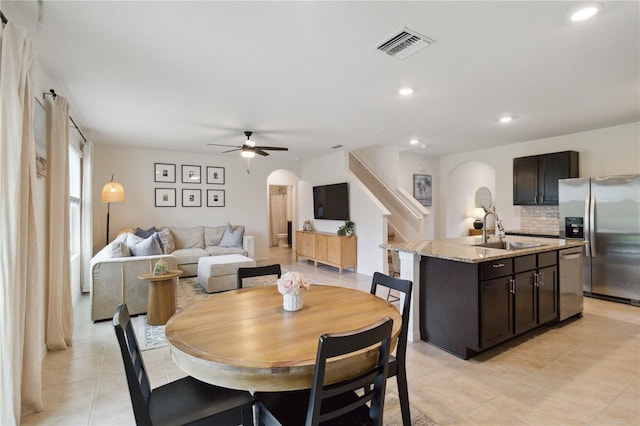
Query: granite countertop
xmin=380 ymin=235 xmax=585 ymax=264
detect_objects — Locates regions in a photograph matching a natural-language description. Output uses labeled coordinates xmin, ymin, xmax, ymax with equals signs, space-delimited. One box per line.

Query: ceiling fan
xmin=208 ymin=131 xmax=288 ymax=157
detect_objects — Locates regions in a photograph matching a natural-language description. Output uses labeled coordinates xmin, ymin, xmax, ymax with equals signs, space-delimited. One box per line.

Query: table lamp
xmin=102 ymin=174 xmax=125 ymax=245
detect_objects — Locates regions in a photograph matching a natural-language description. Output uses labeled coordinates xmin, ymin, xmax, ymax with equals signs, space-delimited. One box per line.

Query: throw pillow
xmin=219 ymin=223 xmax=245 ymax=248
xmin=157 ymin=229 xmax=176 ymax=254
xmin=110 ymin=241 xmax=130 ymax=258
xmin=135 ymin=226 xmax=157 ymax=239
xmin=128 ymin=234 xmax=163 ymax=256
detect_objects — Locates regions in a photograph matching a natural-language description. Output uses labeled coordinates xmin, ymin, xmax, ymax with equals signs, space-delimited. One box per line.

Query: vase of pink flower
xmin=277 ymin=271 xmax=310 ymax=311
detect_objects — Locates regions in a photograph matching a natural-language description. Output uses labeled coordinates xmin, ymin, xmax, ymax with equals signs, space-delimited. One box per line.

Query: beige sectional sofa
xmin=90 ymin=224 xmax=254 ymax=321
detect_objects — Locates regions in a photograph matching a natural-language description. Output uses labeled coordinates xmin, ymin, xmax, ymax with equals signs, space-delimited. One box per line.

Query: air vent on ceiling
xmin=376 ymin=28 xmax=436 ymax=60
xmin=330 ymin=144 xmax=344 ymax=149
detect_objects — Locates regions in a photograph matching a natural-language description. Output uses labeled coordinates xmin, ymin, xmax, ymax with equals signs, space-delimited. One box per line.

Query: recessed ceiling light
xmin=499 ymin=116 xmax=513 ymax=124
xmin=570 ymin=6 xmax=600 ymax=22
xmin=399 ymin=87 xmax=414 ymax=96
xmin=409 ymin=139 xmax=419 ymax=145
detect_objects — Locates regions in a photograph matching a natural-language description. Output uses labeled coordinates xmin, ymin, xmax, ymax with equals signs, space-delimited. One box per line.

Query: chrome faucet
xmin=482 ymin=208 xmax=506 ymax=244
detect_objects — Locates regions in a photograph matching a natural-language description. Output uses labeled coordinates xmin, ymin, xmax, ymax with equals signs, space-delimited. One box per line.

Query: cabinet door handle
xmin=509 ymin=279 xmax=515 ymax=294
xmin=533 ymin=273 xmax=539 ymax=287
xmin=493 ymin=263 xmax=505 ymax=268
xmin=538 ymin=271 xmax=545 ymax=286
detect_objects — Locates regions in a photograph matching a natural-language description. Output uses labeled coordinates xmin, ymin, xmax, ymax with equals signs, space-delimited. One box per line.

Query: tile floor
xmin=21 ymin=247 xmax=640 ymax=425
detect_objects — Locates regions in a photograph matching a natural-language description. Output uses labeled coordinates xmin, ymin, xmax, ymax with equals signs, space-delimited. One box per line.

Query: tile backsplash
xmin=519 ymin=205 xmax=559 ymax=234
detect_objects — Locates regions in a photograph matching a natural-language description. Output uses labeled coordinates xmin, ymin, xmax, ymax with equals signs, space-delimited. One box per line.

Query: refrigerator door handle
xmin=590 ymin=195 xmax=596 ymax=257
xmin=584 ymin=195 xmax=591 ymax=257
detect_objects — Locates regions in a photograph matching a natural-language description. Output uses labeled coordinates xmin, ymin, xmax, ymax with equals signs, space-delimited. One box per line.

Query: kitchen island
xmin=381 ymin=235 xmax=585 ymax=359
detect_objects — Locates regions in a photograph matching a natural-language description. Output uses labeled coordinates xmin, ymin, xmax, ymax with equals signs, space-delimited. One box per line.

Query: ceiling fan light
xmin=245 ymin=140 xmax=256 ymax=148
xmin=241 ymin=150 xmax=255 ymax=158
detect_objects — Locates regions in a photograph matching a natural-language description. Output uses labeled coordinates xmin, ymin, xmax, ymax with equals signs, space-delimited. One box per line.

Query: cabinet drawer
xmin=480 ymin=259 xmax=513 ymax=281
xmin=538 ymin=251 xmax=557 ymax=268
xmin=514 ymin=255 xmax=536 ymax=273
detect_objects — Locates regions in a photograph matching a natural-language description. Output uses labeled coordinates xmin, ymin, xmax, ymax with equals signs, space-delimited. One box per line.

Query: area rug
xmin=384 ymin=395 xmax=437 ymax=426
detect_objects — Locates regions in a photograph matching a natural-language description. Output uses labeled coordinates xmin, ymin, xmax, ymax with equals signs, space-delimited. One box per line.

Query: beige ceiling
xmin=3 ymin=1 xmax=639 ymax=161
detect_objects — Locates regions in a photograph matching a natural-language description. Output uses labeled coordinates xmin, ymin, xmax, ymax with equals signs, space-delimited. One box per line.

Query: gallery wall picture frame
xmin=182 ymin=189 xmax=202 ymax=207
xmin=154 ymin=163 xmax=176 ymax=183
xmin=181 ymin=165 xmax=201 ymax=184
xmin=207 ymin=189 xmax=225 ymax=207
xmin=206 ymin=166 xmax=225 ymax=185
xmin=413 ymin=174 xmax=433 ymax=207
xmin=155 ymin=188 xmax=176 ymax=207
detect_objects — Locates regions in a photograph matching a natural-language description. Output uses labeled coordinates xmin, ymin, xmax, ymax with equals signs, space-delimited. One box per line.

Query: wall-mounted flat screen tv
xmin=313 ymin=182 xmax=349 ymax=220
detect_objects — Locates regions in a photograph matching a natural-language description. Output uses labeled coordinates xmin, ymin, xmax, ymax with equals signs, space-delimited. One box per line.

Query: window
xmin=69 ymin=147 xmax=81 ymax=260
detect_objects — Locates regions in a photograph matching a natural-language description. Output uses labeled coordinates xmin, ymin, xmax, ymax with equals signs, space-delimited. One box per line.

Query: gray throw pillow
xmin=219 ymin=224 xmax=244 ymax=248
xmin=135 ymin=226 xmax=157 ymax=239
xmin=127 ymin=233 xmax=163 ymax=256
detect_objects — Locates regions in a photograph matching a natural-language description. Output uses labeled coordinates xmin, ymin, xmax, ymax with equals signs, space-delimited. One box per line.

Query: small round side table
xmin=137 ymin=270 xmax=182 ymax=325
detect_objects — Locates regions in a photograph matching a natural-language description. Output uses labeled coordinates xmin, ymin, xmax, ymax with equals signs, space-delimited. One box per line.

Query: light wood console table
xmin=296 ymin=231 xmax=357 ymax=274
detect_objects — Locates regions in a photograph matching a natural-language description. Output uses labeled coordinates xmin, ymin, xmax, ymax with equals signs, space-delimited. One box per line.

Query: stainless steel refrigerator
xmin=559 ymin=175 xmax=640 ymax=304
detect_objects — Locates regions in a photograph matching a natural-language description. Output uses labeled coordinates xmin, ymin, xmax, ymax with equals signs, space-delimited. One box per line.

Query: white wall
xmin=92 ymin=144 xmax=298 ymax=261
xmin=297 ymin=151 xmax=385 ymax=276
xmin=398 ymin=151 xmax=439 ymax=240
xmin=438 ymin=122 xmax=640 ymax=238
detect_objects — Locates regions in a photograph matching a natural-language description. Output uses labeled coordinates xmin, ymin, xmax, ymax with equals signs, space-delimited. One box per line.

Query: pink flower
xmin=277 ymin=271 xmax=310 ymax=295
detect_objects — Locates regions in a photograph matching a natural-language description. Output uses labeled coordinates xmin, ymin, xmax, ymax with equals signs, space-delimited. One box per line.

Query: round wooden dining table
xmin=165 ymin=284 xmax=402 ymax=392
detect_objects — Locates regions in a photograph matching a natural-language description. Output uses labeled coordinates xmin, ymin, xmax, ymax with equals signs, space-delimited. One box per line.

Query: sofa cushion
xmin=205 ymin=246 xmax=248 ymax=257
xmin=167 ymin=226 xmax=204 ymax=249
xmin=157 ymin=229 xmax=175 ymax=254
xmin=126 ymin=233 xmax=163 ymax=256
xmin=171 ymin=248 xmax=209 ymax=265
xmin=219 ymin=224 xmax=244 ymax=248
xmin=204 ymin=225 xmax=227 ymax=246
xmin=135 ymin=226 xmax=157 ymax=238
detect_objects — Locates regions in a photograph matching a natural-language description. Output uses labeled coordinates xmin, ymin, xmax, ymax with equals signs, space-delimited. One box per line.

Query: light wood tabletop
xmin=165 ymin=285 xmax=402 ymax=392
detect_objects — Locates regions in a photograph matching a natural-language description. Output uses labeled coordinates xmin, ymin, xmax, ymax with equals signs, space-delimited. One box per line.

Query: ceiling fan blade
xmin=208 ymin=143 xmax=242 ymax=148
xmin=254 ymin=149 xmax=270 ymax=156
xmin=222 ymin=148 xmax=242 ymax=154
xmin=255 ymin=146 xmax=289 ymax=151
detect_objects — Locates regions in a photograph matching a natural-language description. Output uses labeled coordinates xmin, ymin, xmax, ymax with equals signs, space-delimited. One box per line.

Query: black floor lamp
xmin=102 ymin=174 xmax=125 ymax=245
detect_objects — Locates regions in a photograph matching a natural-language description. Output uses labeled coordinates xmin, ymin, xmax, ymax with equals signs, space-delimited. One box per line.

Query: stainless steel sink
xmin=473 ymin=241 xmax=543 ymax=250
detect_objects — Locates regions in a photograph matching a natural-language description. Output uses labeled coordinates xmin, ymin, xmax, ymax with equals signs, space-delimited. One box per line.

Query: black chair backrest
xmin=370 ymin=272 xmax=413 ymax=365
xmin=306 ymin=317 xmax=393 ymax=426
xmin=113 ymin=304 xmax=153 ymax=426
xmin=237 ymin=264 xmax=282 ymax=289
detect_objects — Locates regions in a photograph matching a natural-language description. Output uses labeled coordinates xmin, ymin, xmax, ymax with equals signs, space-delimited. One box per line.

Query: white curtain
xmin=81 ymin=140 xmax=93 ymax=292
xmin=45 ymin=95 xmax=73 ymax=350
xmin=0 ymin=22 xmax=44 ymax=422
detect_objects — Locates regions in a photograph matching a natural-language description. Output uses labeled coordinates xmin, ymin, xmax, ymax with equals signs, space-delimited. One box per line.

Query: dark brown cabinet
xmin=513 ymin=151 xmax=579 ymax=205
xmin=422 ymin=250 xmax=559 ymax=359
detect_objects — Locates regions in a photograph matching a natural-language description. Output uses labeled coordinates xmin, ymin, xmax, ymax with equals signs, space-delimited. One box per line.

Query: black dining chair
xmin=113 ymin=304 xmax=255 ymax=426
xmin=237 ymin=264 xmax=282 ymax=289
xmin=370 ymin=272 xmax=413 ymax=426
xmin=254 ymin=317 xmax=393 ymax=426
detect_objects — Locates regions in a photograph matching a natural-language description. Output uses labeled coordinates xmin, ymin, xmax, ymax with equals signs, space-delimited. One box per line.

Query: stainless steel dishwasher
xmin=559 ymin=247 xmax=584 ymax=320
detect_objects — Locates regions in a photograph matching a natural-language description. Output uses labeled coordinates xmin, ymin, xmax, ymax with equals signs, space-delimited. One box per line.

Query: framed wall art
xmin=207 ymin=189 xmax=225 ymax=207
xmin=413 ymin=174 xmax=432 ymax=207
xmin=155 ymin=188 xmax=176 ymax=207
xmin=181 ymin=165 xmax=201 ymax=184
xmin=207 ymin=166 xmax=225 ymax=184
xmin=182 ymin=189 xmax=202 ymax=207
xmin=154 ymin=163 xmax=176 ymax=183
